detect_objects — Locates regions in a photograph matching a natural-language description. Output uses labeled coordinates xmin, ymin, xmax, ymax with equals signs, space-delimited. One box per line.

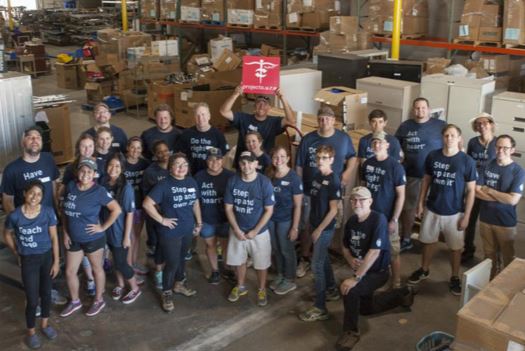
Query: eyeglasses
xmin=316 ymin=155 xmax=332 ymax=160
xmin=496 ymin=146 xmax=512 ymax=151
xmin=173 ymin=163 xmax=189 ymax=168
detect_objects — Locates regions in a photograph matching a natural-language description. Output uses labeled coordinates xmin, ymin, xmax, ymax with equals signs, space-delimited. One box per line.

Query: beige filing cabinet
xmin=356 ymin=76 xmax=420 ymax=134
xmin=491 ymin=91 xmax=525 ymax=224
xmin=421 ymin=74 xmax=495 ymax=143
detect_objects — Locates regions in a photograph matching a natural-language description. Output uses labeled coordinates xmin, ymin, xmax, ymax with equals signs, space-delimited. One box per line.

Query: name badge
xmin=322 ymin=180 xmax=330 ymax=185
xmin=188 ymin=188 xmax=196 ymax=193
xmin=39 ymin=176 xmax=51 ymax=183
xmin=112 ymin=143 xmax=120 ymax=148
xmin=281 ymin=181 xmax=290 ymax=186
xmin=352 ymin=235 xmax=360 ymax=241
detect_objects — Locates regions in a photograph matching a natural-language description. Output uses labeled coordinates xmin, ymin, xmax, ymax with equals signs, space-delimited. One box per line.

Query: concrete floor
xmin=1 ymin=44 xmax=525 ymax=350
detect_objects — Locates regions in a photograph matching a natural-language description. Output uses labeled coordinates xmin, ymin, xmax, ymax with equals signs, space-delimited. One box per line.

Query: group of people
xmin=2 ymin=87 xmax=524 ymax=351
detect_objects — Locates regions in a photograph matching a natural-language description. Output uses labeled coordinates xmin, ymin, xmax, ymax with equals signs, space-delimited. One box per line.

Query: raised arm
xmin=220 ymin=85 xmax=243 ymax=121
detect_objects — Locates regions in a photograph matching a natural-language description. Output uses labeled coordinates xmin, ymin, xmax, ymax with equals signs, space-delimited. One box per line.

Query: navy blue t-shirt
xmin=478 ymin=160 xmax=525 ymax=227
xmin=1 ymin=153 xmax=59 ymax=208
xmin=5 ymin=206 xmax=58 ymax=256
xmin=147 ymin=176 xmax=200 ymax=237
xmin=271 ymin=170 xmax=303 ymax=223
xmin=140 ymin=126 xmax=181 ymax=160
xmin=141 ymin=162 xmax=169 ymax=195
xmin=395 ymin=118 xmax=446 ymax=178
xmin=124 ymin=158 xmax=150 ymax=209
xmin=343 ymin=210 xmax=390 ymax=272
xmin=361 ymin=156 xmax=406 ymax=219
xmin=195 ymin=168 xmax=235 ymax=225
xmin=309 ymin=172 xmax=341 ymax=230
xmin=62 ymin=158 xmax=105 ymax=186
xmin=467 ymin=137 xmax=497 ymax=171
xmin=232 ymin=112 xmax=284 ymax=164
xmin=296 ymin=130 xmax=356 ymax=193
xmin=256 ymin=153 xmax=271 ymax=174
xmin=102 ymin=182 xmax=135 ymax=246
xmin=63 ymin=182 xmax=113 ymax=243
xmin=176 ymin=126 xmax=230 ymax=175
xmin=224 ymin=173 xmax=275 ymax=234
xmin=424 ymin=150 xmax=477 ymax=215
xmin=357 ymin=133 xmax=402 ymax=162
xmin=84 ymin=125 xmax=128 ymax=153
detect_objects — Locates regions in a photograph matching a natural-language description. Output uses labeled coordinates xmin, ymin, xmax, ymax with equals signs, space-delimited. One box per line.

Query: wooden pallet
xmin=286 ymin=26 xmax=320 ymax=32
xmin=179 ymin=20 xmax=201 ymax=25
xmin=227 ymin=23 xmax=252 ymax=29
xmin=201 ymin=20 xmax=224 ymax=26
xmin=453 ymin=38 xmax=502 ymax=47
xmin=373 ymin=33 xmax=426 ymax=39
xmin=504 ymin=43 xmax=525 ymax=49
xmin=253 ymin=25 xmax=282 ymax=30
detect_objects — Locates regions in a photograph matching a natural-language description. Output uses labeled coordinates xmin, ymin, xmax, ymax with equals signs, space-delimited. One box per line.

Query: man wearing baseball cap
xmin=336 ymin=186 xmax=413 ymax=351
xmin=223 ymin=151 xmax=275 ymax=306
xmin=463 ymin=112 xmax=496 ymax=263
xmin=220 ymin=86 xmax=295 ymax=165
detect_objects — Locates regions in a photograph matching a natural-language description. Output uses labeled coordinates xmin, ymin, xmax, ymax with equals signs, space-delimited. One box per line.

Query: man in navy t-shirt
xmin=224 ymin=151 xmax=275 ymax=306
xmin=140 ymin=104 xmax=181 ymax=160
xmin=361 ymin=131 xmax=406 ymax=288
xmin=408 ymin=124 xmax=477 ymax=296
xmin=83 ymin=103 xmax=128 ymax=153
xmin=357 ymin=109 xmax=402 ymax=165
xmin=336 ymin=186 xmax=413 ymax=351
xmin=475 ymin=134 xmax=525 ymax=278
xmin=2 ymin=126 xmax=60 ymax=214
xmin=295 ymin=106 xmax=357 ymax=278
xmin=220 ymin=86 xmax=295 ymax=165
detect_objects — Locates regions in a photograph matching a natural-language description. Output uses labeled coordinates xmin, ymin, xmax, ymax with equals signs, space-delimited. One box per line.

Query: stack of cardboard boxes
xmin=480 ymin=54 xmax=510 ymax=89
xmin=180 ymin=0 xmax=201 ymax=22
xmin=503 ymin=0 xmax=525 ymax=46
xmin=313 ymin=16 xmax=370 ymax=57
xmin=254 ymin=0 xmax=282 ymax=29
xmin=55 ymin=62 xmax=83 ymax=89
xmin=160 ymin=0 xmax=178 ymax=20
xmin=227 ymin=0 xmax=254 ymax=27
xmin=201 ymin=0 xmax=224 ymax=23
xmin=509 ymin=56 xmax=525 ymax=92
xmin=457 ymin=0 xmax=502 ymax=43
xmin=142 ymin=0 xmax=159 ymax=19
xmin=286 ymin=0 xmax=340 ymax=30
xmin=368 ymin=0 xmax=428 ymax=37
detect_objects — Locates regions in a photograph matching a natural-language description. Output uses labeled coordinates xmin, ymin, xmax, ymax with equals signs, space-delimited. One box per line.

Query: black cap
xmin=239 ymin=151 xmax=257 ymax=162
xmin=207 ymin=147 xmax=223 ymax=159
xmin=255 ymin=95 xmax=270 ymax=103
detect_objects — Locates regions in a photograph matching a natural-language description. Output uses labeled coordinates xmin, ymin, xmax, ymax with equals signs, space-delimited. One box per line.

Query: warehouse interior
xmin=1 ymin=0 xmax=525 ymax=350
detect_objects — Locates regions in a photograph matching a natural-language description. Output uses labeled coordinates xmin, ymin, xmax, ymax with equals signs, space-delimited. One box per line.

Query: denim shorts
xmin=200 ymin=222 xmax=230 ymax=239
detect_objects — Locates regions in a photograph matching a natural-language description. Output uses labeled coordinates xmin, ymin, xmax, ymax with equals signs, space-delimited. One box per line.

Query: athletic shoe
xmin=35 ymin=305 xmax=41 ymax=318
xmin=296 ymin=258 xmax=310 ymax=278
xmin=335 ymin=330 xmax=361 ymax=351
xmin=155 ymin=271 xmax=163 ymax=290
xmin=41 ymin=326 xmax=58 ymax=340
xmin=112 ymin=286 xmax=124 ymax=301
xmin=274 ymin=280 xmax=297 ymax=295
xmin=162 ymin=291 xmax=174 ymax=312
xmin=60 ymin=300 xmax=82 ymax=317
xmin=449 ymin=276 xmax=462 ymax=296
xmin=122 ymin=289 xmax=142 ymax=305
xmin=400 ymin=239 xmax=414 ymax=253
xmin=86 ymin=299 xmax=106 ymax=317
xmin=257 ymin=289 xmax=268 ymax=307
xmin=221 ymin=269 xmax=236 ymax=283
xmin=408 ymin=268 xmax=430 ymax=284
xmin=269 ymin=275 xmax=284 ymax=291
xmin=184 ymin=250 xmax=193 ymax=261
xmin=326 ymin=288 xmax=341 ymax=302
xmin=51 ymin=289 xmax=68 ymax=305
xmin=133 ymin=263 xmax=149 ymax=275
xmin=173 ymin=283 xmax=197 ymax=297
xmin=228 ymin=286 xmax=248 ymax=302
xmin=86 ymin=279 xmax=96 ymax=297
xmin=298 ymin=306 xmax=329 ymax=322
xmin=25 ymin=334 xmax=41 ymax=349
xmin=208 ymin=271 xmax=220 ymax=285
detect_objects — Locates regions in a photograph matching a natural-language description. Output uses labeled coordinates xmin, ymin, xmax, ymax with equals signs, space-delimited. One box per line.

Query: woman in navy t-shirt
xmin=143 ymin=153 xmax=202 ymax=313
xmin=3 ymin=180 xmax=60 ymax=349
xmin=245 ymin=131 xmax=271 ymax=175
xmin=268 ymin=146 xmax=303 ymax=295
xmin=102 ymin=152 xmax=142 ymax=304
xmin=124 ymin=137 xmax=150 ymax=275
xmin=95 ymin=126 xmax=114 ymax=166
xmin=60 ymin=157 xmax=121 ymax=318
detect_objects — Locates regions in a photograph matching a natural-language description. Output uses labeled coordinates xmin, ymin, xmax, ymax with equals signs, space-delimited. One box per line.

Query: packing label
xmin=505 ymin=28 xmax=520 ymax=40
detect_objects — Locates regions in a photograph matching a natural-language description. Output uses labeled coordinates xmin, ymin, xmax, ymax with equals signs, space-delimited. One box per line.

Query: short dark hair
xmin=442 ymin=124 xmax=462 ymax=136
xmin=316 ymin=144 xmax=335 ymax=158
xmin=496 ymin=134 xmax=516 ymax=148
xmin=413 ymin=97 xmax=430 ymax=108
xmin=23 ymin=126 xmax=43 ymax=137
xmin=154 ymin=104 xmax=174 ymax=121
xmin=152 ymin=140 xmax=169 ymax=154
xmin=368 ymin=109 xmax=387 ymax=122
xmin=24 ymin=180 xmax=45 ymax=197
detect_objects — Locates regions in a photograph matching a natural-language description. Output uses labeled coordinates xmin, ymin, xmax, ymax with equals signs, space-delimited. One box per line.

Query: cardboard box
xmin=227 ymin=9 xmax=254 ymax=25
xmin=201 ymin=0 xmax=224 ymax=22
xmin=147 ymin=81 xmax=182 ymax=119
xmin=186 ymin=54 xmax=213 ymax=74
xmin=85 ymin=80 xmax=113 ymax=104
xmin=160 ymin=0 xmax=178 ymax=19
xmin=478 ymin=26 xmax=502 ymax=42
xmin=480 ymin=4 xmax=501 ymax=27
xmin=503 ymin=0 xmax=525 ymax=45
xmin=137 ymin=57 xmax=180 ymax=80
xmin=314 ymin=86 xmax=368 ymax=129
xmin=286 ymin=12 xmax=302 ymax=27
xmin=55 ymin=63 xmax=80 ymax=89
xmin=114 ymin=69 xmax=136 ymax=95
xmin=301 ymin=10 xmax=334 ymax=29
xmin=329 ymin=16 xmax=359 ymax=35
xmin=42 ymin=104 xmax=74 ymax=164
xmin=260 ymin=43 xmax=281 ymax=56
xmin=458 ymin=23 xmax=480 ymax=40
xmin=494 ymin=73 xmax=510 ymax=89
xmin=122 ymin=89 xmax=147 ymax=108
xmin=141 ymin=0 xmax=158 ymax=18
xmin=180 ymin=6 xmax=201 ymax=22
xmin=208 ymin=36 xmax=233 ymax=62
xmin=152 ymin=39 xmax=179 ymax=56
xmin=286 ymin=0 xmax=303 ymax=13
xmin=480 ymin=54 xmax=510 ymax=73
xmin=455 ymin=258 xmax=525 ymax=351
xmin=212 ymin=49 xmax=241 ymax=71
xmin=127 ymin=47 xmax=146 ymax=68
xmin=426 ymin=57 xmax=451 ymax=74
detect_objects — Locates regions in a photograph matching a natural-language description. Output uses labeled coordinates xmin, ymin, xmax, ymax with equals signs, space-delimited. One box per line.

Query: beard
xmin=25 ymin=146 xmax=41 ymax=157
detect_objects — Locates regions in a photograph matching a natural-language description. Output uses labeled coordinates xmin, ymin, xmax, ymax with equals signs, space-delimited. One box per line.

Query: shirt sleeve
xmin=123 ymin=184 xmax=135 ymax=214
xmin=295 ymin=137 xmax=307 ymax=168
xmin=476 ymin=165 xmax=486 ymax=186
xmin=99 ymin=186 xmax=114 ymax=207
xmin=357 ymin=137 xmax=367 ymax=158
xmin=232 ymin=112 xmax=247 ymax=129
xmin=223 ymin=177 xmax=234 ymax=205
xmin=217 ymin=129 xmax=230 ymax=153
xmin=147 ymin=182 xmax=164 ymax=205
xmin=47 ymin=154 xmax=60 ymax=181
xmin=370 ymin=213 xmax=389 ymax=250
xmin=4 ymin=212 xmax=15 ymax=230
xmin=344 ymin=134 xmax=356 ymax=160
xmin=262 ymin=177 xmax=275 ymax=206
xmin=342 ymin=218 xmax=353 ymax=250
xmin=465 ymin=156 xmax=478 ymax=182
xmin=394 ymin=163 xmax=407 ymax=186
xmin=47 ymin=207 xmax=58 ymax=226
xmin=292 ymin=173 xmax=304 ymax=195
xmin=389 ymin=137 xmax=402 ymax=162
xmin=424 ymin=152 xmax=434 ymax=176
xmin=271 ymin=116 xmax=285 ymax=135
xmin=328 ymin=176 xmax=342 ymax=201
xmin=510 ymin=166 xmax=525 ymax=194
xmin=1 ymin=165 xmax=16 ymax=195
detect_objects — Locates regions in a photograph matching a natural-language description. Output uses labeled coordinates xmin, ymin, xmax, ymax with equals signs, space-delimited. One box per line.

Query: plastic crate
xmin=416 ymin=331 xmax=454 ymax=351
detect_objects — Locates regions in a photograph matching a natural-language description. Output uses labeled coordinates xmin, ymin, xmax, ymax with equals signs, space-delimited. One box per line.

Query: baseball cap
xmin=371 ymin=131 xmax=387 ymax=141
xmin=207 ymin=147 xmax=223 ymax=159
xmin=78 ymin=157 xmax=98 ymax=171
xmin=469 ymin=112 xmax=495 ymax=132
xmin=350 ymin=186 xmax=372 ymax=199
xmin=239 ymin=151 xmax=257 ymax=162
xmin=255 ymin=95 xmax=270 ymax=103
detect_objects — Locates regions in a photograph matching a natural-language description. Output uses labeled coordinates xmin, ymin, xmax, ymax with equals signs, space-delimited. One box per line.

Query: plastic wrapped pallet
xmin=141 ymin=0 xmax=159 ymax=19
xmin=458 ymin=0 xmax=502 ymax=42
xmin=160 ymin=0 xmax=178 ymax=20
xmin=503 ymin=0 xmax=525 ymax=45
xmin=368 ymin=0 xmax=428 ymax=36
xmin=254 ymin=0 xmax=282 ymax=28
xmin=227 ymin=0 xmax=254 ymax=26
xmin=201 ymin=0 xmax=224 ymax=23
xmin=180 ymin=0 xmax=201 ymax=22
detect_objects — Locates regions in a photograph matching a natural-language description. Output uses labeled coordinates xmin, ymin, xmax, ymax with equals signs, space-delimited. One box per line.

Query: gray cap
xmin=78 ymin=157 xmax=98 ymax=171
xmin=239 ymin=151 xmax=257 ymax=162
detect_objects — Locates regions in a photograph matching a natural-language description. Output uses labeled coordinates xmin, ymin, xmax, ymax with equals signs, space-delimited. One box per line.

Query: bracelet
xmin=292 ymin=227 xmax=299 ymax=231
xmin=196 ymin=223 xmax=203 ymax=226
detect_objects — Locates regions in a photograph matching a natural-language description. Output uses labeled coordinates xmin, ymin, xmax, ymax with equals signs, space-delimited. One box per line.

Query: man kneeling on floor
xmin=336 ymin=186 xmax=414 ymax=351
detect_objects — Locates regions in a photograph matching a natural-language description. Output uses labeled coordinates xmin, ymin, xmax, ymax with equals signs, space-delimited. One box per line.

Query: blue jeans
xmin=269 ymin=220 xmax=297 ymax=281
xmin=312 ymin=228 xmax=336 ymax=310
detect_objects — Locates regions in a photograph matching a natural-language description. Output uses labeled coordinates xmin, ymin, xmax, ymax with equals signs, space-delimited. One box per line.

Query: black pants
xmin=21 ymin=250 xmax=53 ymax=329
xmin=108 ymin=244 xmax=134 ymax=280
xmin=464 ymin=198 xmax=481 ymax=255
xmin=159 ymin=233 xmax=188 ymax=291
xmin=146 ymin=215 xmax=164 ymax=265
xmin=343 ymin=270 xmax=409 ymax=332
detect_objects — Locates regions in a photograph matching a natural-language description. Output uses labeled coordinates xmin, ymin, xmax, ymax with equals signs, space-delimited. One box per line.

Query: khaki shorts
xmin=420 ymin=209 xmax=465 ymax=251
xmin=226 ymin=229 xmax=271 ymax=270
xmin=389 ymin=224 xmax=401 ymax=257
xmin=403 ymin=177 xmax=422 ymax=210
